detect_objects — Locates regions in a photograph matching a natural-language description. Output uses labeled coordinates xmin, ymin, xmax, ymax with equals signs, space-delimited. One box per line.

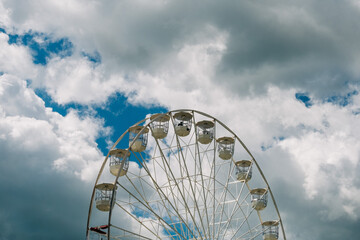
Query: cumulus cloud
xmin=0 ymin=32 xmax=37 ymax=79
xmin=0 ymin=73 xmax=107 ymax=179
xmin=1 ymin=0 xmax=360 ymax=239
xmin=0 ymin=73 xmax=111 ymax=238
xmin=3 ymin=0 xmax=360 ymax=97
xmin=279 ymin=106 xmax=360 ymax=220
xmin=36 ymin=56 xmax=122 ymax=105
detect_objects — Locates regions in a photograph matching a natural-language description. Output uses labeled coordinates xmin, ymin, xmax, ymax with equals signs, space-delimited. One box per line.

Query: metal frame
xmin=86 ymin=109 xmax=286 ymax=240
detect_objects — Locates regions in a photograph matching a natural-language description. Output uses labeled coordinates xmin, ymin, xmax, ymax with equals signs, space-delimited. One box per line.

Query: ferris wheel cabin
xmin=196 ymin=120 xmax=214 ymax=144
xmin=129 ymin=126 xmax=149 ymax=152
xmin=95 ymin=183 xmax=117 ymax=212
xmin=235 ymin=160 xmax=252 ymax=182
xmin=216 ymin=137 xmax=235 ymax=160
xmin=250 ymin=188 xmax=268 ymax=211
xmin=262 ymin=221 xmax=279 ymax=240
xmin=173 ymin=112 xmax=192 ymax=137
xmin=109 ymin=149 xmax=130 ymax=177
xmin=150 ymin=113 xmax=170 ymax=139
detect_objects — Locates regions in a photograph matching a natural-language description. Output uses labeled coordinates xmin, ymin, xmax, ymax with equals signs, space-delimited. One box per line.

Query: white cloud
xmin=50 ymin=109 xmax=107 ymax=181
xmin=36 ymin=55 xmax=122 ymax=105
xmin=1 ymin=0 xmax=360 ymax=238
xmin=1 ymin=0 xmax=99 ymax=36
xmin=119 ymin=26 xmax=228 ymax=109
xmin=0 ymin=32 xmax=37 ymax=79
xmin=118 ymin=62 xmax=360 ymax=222
xmin=0 ymin=1 xmax=11 ymax=27
xmin=0 ymin=73 xmax=107 ymax=182
xmin=278 ymin=103 xmax=360 ymax=220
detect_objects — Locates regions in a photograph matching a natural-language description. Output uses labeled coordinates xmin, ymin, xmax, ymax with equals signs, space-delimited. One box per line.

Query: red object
xmin=90 ymin=227 xmax=106 ymax=235
xmin=100 ymin=225 xmax=109 ymax=229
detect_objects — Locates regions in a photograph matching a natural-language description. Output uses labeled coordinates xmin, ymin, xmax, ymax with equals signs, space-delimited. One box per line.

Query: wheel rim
xmin=86 ymin=109 xmax=286 ymax=240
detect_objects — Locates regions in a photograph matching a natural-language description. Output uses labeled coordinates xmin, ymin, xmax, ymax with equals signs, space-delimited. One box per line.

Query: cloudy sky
xmin=0 ymin=0 xmax=360 ymax=239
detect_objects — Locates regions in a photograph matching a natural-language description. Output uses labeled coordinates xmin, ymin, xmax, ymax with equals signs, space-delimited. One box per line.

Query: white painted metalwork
xmin=235 ymin=160 xmax=252 ymax=182
xmin=86 ymin=109 xmax=286 ymax=240
xmin=196 ymin=120 xmax=214 ymax=144
xmin=173 ymin=111 xmax=192 ymax=137
xmin=262 ymin=221 xmax=279 ymax=240
xmin=129 ymin=126 xmax=149 ymax=152
xmin=95 ymin=183 xmax=117 ymax=212
xmin=250 ymin=188 xmax=268 ymax=211
xmin=216 ymin=137 xmax=235 ymax=160
xmin=109 ymin=149 xmax=130 ymax=177
xmin=150 ymin=113 xmax=170 ymax=139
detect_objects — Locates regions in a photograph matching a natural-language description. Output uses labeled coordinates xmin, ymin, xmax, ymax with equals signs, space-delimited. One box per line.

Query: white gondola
xmin=129 ymin=126 xmax=149 ymax=152
xmin=95 ymin=183 xmax=117 ymax=212
xmin=109 ymin=149 xmax=130 ymax=177
xmin=235 ymin=160 xmax=252 ymax=182
xmin=86 ymin=109 xmax=287 ymax=240
xmin=216 ymin=137 xmax=235 ymax=160
xmin=262 ymin=221 xmax=279 ymax=240
xmin=150 ymin=113 xmax=170 ymax=139
xmin=196 ymin=120 xmax=214 ymax=144
xmin=250 ymin=188 xmax=268 ymax=211
xmin=173 ymin=112 xmax=192 ymax=137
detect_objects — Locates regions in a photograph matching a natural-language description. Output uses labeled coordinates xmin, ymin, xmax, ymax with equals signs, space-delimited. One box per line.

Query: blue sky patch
xmin=295 ymin=92 xmax=312 ymax=108
xmin=161 ymin=216 xmax=196 ymax=239
xmin=95 ymin=92 xmax=168 ymax=153
xmin=35 ymin=88 xmax=77 ymax=116
xmin=131 ymin=206 xmax=153 ymax=219
xmin=34 ymin=89 xmax=168 ymax=155
xmin=261 ymin=136 xmax=285 ymax=151
xmin=2 ymin=28 xmax=73 ymax=65
xmin=325 ymin=90 xmax=358 ymax=107
xmin=82 ymin=51 xmax=102 ymax=64
xmin=352 ymin=110 xmax=360 ymax=115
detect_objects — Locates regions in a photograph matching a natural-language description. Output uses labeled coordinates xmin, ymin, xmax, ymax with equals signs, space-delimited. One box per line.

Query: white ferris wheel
xmin=86 ymin=109 xmax=286 ymax=240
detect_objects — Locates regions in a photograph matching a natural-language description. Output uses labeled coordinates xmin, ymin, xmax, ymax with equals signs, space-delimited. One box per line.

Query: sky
xmin=0 ymin=0 xmax=359 ymax=239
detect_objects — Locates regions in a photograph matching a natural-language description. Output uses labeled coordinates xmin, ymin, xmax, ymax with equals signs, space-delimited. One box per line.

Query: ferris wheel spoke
xmin=195 ymin=144 xmax=212 ymax=239
xmin=108 ymin=228 xmax=153 ymax=240
xmin=116 ymin=179 xmax=184 ymax=239
xmin=150 ymin=135 xmax=202 ymax=239
xmin=170 ymin=155 xmax=205 ymax=238
xmin=112 ymin=200 xmax=164 ymax=239
xmin=185 ymin=136 xmax=212 ymax=223
xmin=174 ymin=130 xmax=210 ymax=239
xmin=212 ymin=163 xmax=233 ymax=216
xmin=191 ymin=112 xmax=212 ymax=238
xmin=87 ymin=110 xmax=286 ymax=240
xmin=227 ymin=186 xmax=254 ymax=238
xmin=130 ymin=152 xmax=193 ymax=240
xmin=152 ymin=145 xmax=196 ymax=238
xmin=236 ymin=221 xmax=264 ymax=240
xmin=219 ymin=184 xmax=251 ymax=240
xmin=213 ymin=160 xmax=234 ymax=239
xmin=203 ymin=149 xmax=216 ymax=201
xmin=218 ymin=167 xmax=251 ymax=239
xmin=210 ymin=122 xmax=217 ymax=239
xmin=168 ymin=115 xmax=209 ymax=239
xmin=206 ymin=176 xmax=253 ymax=239
xmin=231 ymin=203 xmax=259 ymax=238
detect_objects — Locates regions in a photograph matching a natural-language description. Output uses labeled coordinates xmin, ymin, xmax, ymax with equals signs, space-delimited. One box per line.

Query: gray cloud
xmin=274 ymin=178 xmax=360 ymax=239
xmin=3 ymin=0 xmax=360 ymax=97
xmin=206 ymin=0 xmax=360 ymax=97
xmin=0 ymin=74 xmax=107 ymax=239
xmin=77 ymin=0 xmax=360 ymax=96
xmin=1 ymin=0 xmax=360 ymax=239
xmin=0 ymin=131 xmax=92 ymax=240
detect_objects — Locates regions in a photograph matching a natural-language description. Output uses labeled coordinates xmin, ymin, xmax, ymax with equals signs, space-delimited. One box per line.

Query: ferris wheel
xmin=86 ymin=110 xmax=286 ymax=240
